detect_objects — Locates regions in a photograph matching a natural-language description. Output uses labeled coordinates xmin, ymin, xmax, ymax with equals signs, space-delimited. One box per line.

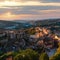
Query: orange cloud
xmin=0 ymin=12 xmax=37 ymax=20
xmin=0 ymin=11 xmax=60 ymax=20
xmin=32 ymin=9 xmax=60 ymax=12
xmin=0 ymin=1 xmax=60 ymax=6
xmin=38 ymin=9 xmax=60 ymax=13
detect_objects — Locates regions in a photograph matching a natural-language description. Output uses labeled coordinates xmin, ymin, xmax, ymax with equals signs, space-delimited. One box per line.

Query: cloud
xmin=41 ymin=0 xmax=60 ymax=3
xmin=0 ymin=6 xmax=60 ymax=15
xmin=0 ymin=1 xmax=60 ymax=6
xmin=0 ymin=5 xmax=60 ymax=20
xmin=14 ymin=0 xmax=60 ymax=3
xmin=0 ymin=0 xmax=60 ymax=20
xmin=0 ymin=12 xmax=60 ymax=20
xmin=0 ymin=0 xmax=60 ymax=3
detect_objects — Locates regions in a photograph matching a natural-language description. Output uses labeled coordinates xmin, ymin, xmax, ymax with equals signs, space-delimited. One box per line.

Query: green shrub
xmin=14 ymin=49 xmax=39 ymax=60
xmin=50 ymin=54 xmax=60 ymax=60
xmin=0 ymin=52 xmax=13 ymax=60
xmin=39 ymin=52 xmax=49 ymax=60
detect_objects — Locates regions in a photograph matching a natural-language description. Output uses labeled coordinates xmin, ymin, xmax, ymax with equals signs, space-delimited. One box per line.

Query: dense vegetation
xmin=0 ymin=46 xmax=60 ymax=60
xmin=0 ymin=49 xmax=49 ymax=60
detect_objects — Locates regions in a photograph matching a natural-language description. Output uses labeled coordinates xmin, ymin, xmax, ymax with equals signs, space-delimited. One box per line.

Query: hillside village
xmin=0 ymin=27 xmax=59 ymax=52
xmin=0 ymin=19 xmax=60 ymax=60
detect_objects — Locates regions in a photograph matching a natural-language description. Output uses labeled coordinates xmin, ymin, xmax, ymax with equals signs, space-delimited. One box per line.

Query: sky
xmin=0 ymin=0 xmax=60 ymax=20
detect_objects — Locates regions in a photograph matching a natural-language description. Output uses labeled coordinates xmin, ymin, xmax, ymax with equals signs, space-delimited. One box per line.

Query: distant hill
xmin=13 ymin=20 xmax=29 ymax=23
xmin=0 ymin=19 xmax=60 ymax=30
xmin=33 ymin=19 xmax=60 ymax=31
xmin=34 ymin=19 xmax=60 ymax=27
xmin=0 ymin=20 xmax=32 ymax=29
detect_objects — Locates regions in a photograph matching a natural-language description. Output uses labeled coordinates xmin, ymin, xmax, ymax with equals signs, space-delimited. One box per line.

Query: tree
xmin=0 ymin=52 xmax=13 ymax=60
xmin=39 ymin=52 xmax=49 ymax=60
xmin=14 ymin=54 xmax=31 ymax=60
xmin=14 ymin=49 xmax=39 ymax=60
xmin=50 ymin=54 xmax=60 ymax=60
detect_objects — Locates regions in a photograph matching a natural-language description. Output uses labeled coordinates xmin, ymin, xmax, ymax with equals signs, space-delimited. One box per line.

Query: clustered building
xmin=0 ymin=27 xmax=59 ymax=52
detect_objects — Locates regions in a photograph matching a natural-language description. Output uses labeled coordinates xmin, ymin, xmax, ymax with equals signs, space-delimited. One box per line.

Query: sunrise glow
xmin=4 ymin=12 xmax=15 ymax=17
xmin=0 ymin=0 xmax=60 ymax=7
xmin=0 ymin=0 xmax=20 ymax=6
xmin=0 ymin=0 xmax=60 ymax=20
xmin=0 ymin=12 xmax=16 ymax=20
